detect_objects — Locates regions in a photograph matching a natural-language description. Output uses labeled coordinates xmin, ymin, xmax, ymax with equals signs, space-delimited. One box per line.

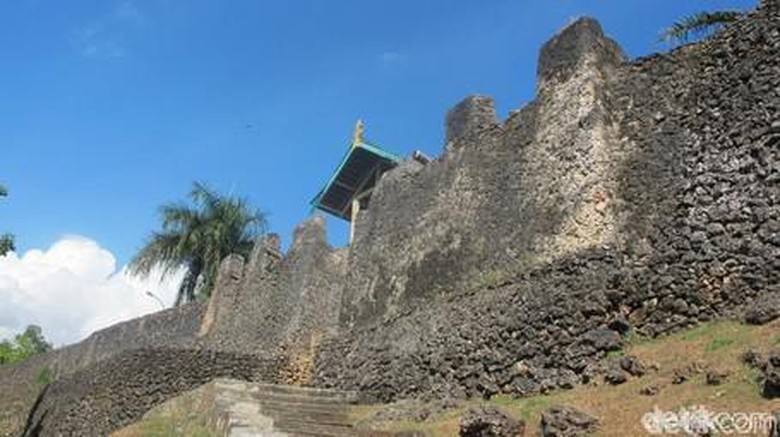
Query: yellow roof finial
xmin=353 ymin=119 xmax=364 ymax=147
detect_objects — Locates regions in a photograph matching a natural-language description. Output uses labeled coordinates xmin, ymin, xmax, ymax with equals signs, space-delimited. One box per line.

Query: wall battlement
xmin=199 ymin=216 xmax=346 ymax=355
xmin=445 ymin=95 xmax=498 ymax=145
xmin=340 ymin=16 xmax=638 ymax=327
xmin=2 ymin=3 xmax=778 ymax=434
xmin=537 ymin=17 xmax=626 ymax=86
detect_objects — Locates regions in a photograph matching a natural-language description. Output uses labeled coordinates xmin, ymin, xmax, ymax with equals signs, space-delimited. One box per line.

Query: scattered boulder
xmin=763 ymin=350 xmax=780 ymax=399
xmin=705 ymin=369 xmax=729 ymax=386
xmin=671 ymin=370 xmax=688 ymax=385
xmin=510 ymin=376 xmax=542 ymax=397
xmin=580 ymin=362 xmax=607 ymax=385
xmin=672 ymin=362 xmax=706 ymax=385
xmin=743 ymin=292 xmax=780 ymax=325
xmin=639 ymin=385 xmax=660 ymax=396
xmin=372 ymin=398 xmax=460 ymax=423
xmin=556 ymin=369 xmax=579 ymax=390
xmin=604 ymin=368 xmax=627 ymax=385
xmin=619 ymin=355 xmax=646 ymax=377
xmin=607 ymin=316 xmax=631 ymax=335
xmin=581 ymin=329 xmax=622 ymax=352
xmin=459 ymin=405 xmax=525 ymax=437
xmin=540 ymin=405 xmax=598 ymax=437
xmin=742 ymin=349 xmax=766 ymax=370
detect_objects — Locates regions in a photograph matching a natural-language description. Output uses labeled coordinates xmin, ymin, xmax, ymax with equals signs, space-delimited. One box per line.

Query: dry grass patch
xmin=354 ymin=320 xmax=780 ymax=436
xmin=111 ymin=385 xmax=219 ymax=437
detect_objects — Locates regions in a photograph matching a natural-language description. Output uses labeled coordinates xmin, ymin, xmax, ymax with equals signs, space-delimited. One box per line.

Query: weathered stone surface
xmin=744 ymin=291 xmax=780 ymax=325
xmin=3 ymin=1 xmax=779 ymax=435
xmin=317 ymin=0 xmax=779 ymax=402
xmin=370 ymin=398 xmax=460 ymax=423
xmin=537 ymin=17 xmax=626 ymax=86
xmin=743 ymin=349 xmax=767 ymax=370
xmin=0 ymin=302 xmax=206 ymax=436
xmin=540 ymin=405 xmax=598 ymax=437
xmin=764 ymin=350 xmax=780 ymax=398
xmin=204 ymin=217 xmax=347 ymax=356
xmin=604 ymin=368 xmax=627 ymax=385
xmin=2 ymin=216 xmax=354 ymax=436
xmin=582 ymin=329 xmax=622 ymax=352
xmin=619 ymin=355 xmax=646 ymax=377
xmin=446 ymin=96 xmax=499 ymax=144
xmin=459 ymin=405 xmax=525 ymax=437
xmin=21 ymin=348 xmax=285 ymax=437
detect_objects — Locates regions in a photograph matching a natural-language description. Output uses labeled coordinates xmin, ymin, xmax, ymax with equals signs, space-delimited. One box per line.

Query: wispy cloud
xmin=115 ymin=1 xmax=149 ymax=26
xmin=70 ymin=25 xmax=127 ymax=59
xmin=70 ymin=1 xmax=149 ymax=59
xmin=379 ymin=51 xmax=407 ymax=65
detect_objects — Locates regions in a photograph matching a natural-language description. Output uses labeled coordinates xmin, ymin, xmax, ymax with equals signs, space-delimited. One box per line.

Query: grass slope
xmin=113 ymin=320 xmax=779 ymax=436
xmin=354 ymin=320 xmax=780 ymax=436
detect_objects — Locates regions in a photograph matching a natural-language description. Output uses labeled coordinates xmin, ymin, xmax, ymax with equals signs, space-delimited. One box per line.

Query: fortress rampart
xmin=2 ymin=1 xmax=777 ymax=434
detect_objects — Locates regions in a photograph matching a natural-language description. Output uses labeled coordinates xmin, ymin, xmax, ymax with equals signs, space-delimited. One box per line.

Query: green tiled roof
xmin=311 ymin=139 xmax=402 ymax=221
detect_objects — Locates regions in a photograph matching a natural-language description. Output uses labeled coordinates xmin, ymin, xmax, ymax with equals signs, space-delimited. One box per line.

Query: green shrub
xmin=36 ymin=367 xmax=52 ymax=386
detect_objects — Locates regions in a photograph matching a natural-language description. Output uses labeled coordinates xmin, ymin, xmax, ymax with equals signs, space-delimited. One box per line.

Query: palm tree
xmin=0 ymin=184 xmax=14 ymax=257
xmin=661 ymin=10 xmax=744 ymax=44
xmin=129 ymin=182 xmax=266 ymax=306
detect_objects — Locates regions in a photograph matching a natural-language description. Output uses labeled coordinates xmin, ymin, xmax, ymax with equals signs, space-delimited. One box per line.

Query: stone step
xmin=259 ymin=409 xmax=350 ymax=422
xmin=272 ymin=420 xmax=360 ymax=437
xmin=251 ymin=382 xmax=358 ymax=402
xmin=253 ymin=390 xmax=357 ymax=406
xmin=255 ymin=398 xmax=351 ymax=415
xmin=208 ymin=380 xmax=358 ymax=436
xmin=259 ymin=411 xmax=352 ymax=427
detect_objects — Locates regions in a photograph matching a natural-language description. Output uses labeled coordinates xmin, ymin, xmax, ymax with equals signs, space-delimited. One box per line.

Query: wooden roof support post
xmin=349 ymin=197 xmax=360 ymax=244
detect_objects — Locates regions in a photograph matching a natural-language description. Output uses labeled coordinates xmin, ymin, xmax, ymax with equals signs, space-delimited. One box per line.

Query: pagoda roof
xmin=311 ymin=139 xmax=403 ymax=221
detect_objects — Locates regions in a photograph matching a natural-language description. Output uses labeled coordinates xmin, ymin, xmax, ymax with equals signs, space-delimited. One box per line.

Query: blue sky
xmin=1 ymin=0 xmax=757 ymax=265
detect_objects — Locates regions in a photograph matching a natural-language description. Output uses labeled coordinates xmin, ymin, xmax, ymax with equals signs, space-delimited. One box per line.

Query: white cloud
xmin=0 ymin=236 xmax=182 ymax=346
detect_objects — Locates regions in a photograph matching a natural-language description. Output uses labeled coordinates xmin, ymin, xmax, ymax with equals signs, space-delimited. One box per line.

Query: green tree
xmin=661 ymin=10 xmax=744 ymax=44
xmin=0 ymin=325 xmax=52 ymax=365
xmin=0 ymin=184 xmax=14 ymax=256
xmin=129 ymin=182 xmax=266 ymax=306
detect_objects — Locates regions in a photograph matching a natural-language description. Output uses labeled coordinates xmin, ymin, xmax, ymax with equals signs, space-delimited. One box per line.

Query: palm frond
xmin=128 ymin=231 xmax=185 ymax=278
xmin=190 ymin=181 xmax=222 ymax=212
xmin=0 ymin=186 xmax=12 ymax=256
xmin=0 ymin=233 xmax=14 ymax=256
xmin=661 ymin=10 xmax=743 ymax=44
xmin=130 ymin=181 xmax=267 ymax=306
xmin=159 ymin=202 xmax=201 ymax=231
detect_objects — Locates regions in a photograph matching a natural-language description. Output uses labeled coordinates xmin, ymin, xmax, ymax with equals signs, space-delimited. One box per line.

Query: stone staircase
xmin=212 ymin=379 xmax=360 ymax=436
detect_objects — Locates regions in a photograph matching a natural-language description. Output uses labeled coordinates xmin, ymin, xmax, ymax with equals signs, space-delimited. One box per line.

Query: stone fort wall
xmin=0 ymin=303 xmax=205 ymax=436
xmin=199 ymin=216 xmax=346 ymax=357
xmin=340 ymin=5 xmax=778 ymax=329
xmin=315 ymin=1 xmax=779 ymax=400
xmin=0 ymin=217 xmax=347 ymax=436
xmin=1 ymin=1 xmax=778 ymax=434
xmin=342 ymin=17 xmax=630 ymax=328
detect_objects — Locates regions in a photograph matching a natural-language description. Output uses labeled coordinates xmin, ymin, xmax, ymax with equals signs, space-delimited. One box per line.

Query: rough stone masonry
xmin=1 ymin=1 xmax=777 ymax=435
xmin=315 ymin=1 xmax=779 ymax=401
